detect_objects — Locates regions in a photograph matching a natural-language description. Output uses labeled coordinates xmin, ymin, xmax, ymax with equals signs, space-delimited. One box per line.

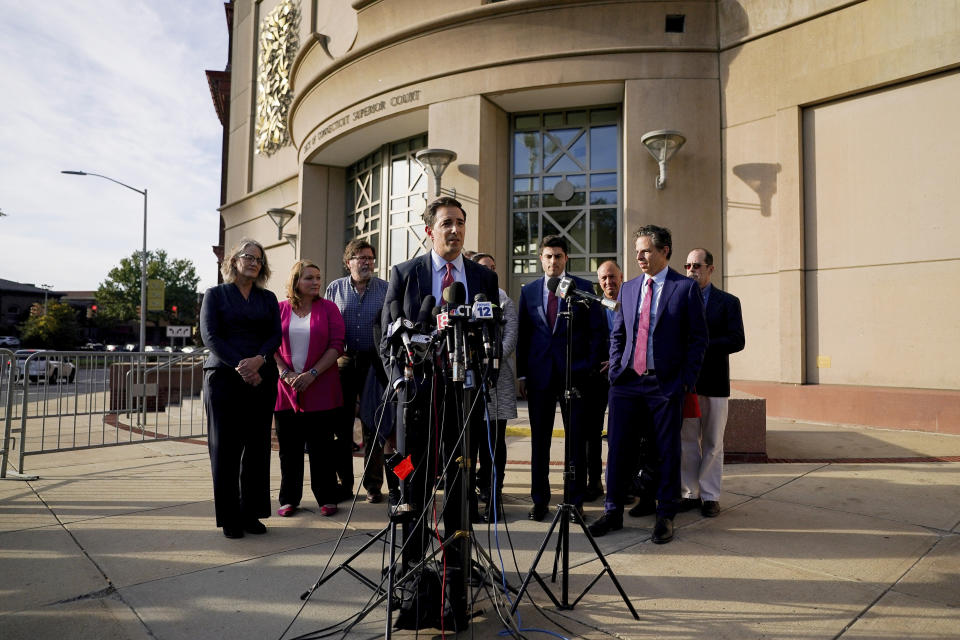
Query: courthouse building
xmin=208 ymin=0 xmax=960 ymax=433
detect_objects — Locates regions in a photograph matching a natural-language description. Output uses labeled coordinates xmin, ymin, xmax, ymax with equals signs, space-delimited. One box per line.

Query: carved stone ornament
xmin=255 ymin=0 xmax=300 ymax=156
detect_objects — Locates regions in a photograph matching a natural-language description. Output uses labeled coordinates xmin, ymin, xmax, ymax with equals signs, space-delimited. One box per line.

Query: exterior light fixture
xmin=640 ymin=130 xmax=686 ymax=190
xmin=283 ymin=233 xmax=298 ymax=251
xmin=415 ymin=148 xmax=457 ymax=197
xmin=267 ymin=208 xmax=296 ymax=240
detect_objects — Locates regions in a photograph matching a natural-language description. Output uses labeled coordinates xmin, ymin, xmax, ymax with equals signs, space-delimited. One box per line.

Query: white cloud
xmin=0 ymin=1 xmax=228 ymax=292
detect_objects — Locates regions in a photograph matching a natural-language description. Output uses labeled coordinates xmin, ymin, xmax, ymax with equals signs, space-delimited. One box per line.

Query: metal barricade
xmin=1 ymin=349 xmax=208 ymax=479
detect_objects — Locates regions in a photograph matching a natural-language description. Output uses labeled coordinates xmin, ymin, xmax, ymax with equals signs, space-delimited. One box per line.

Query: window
xmin=510 ymin=107 xmax=621 ymax=290
xmin=345 ymin=133 xmax=428 ymax=273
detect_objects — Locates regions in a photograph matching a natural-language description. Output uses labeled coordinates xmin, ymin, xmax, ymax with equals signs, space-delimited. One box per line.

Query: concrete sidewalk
xmin=2 ymin=417 xmax=959 ymax=640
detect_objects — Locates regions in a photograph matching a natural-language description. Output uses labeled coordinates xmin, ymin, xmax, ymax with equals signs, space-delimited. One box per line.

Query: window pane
xmin=514 ymin=132 xmax=541 ymax=174
xmin=391 ymin=158 xmax=407 ymax=195
xmin=567 ymin=110 xmax=587 ymax=126
xmin=590 ymin=208 xmax=618 ymax=252
xmin=512 ymin=211 xmax=531 ymax=255
xmin=590 ymin=108 xmax=618 ymax=124
xmin=590 ymin=190 xmax=617 ymax=205
xmin=514 ymin=177 xmax=538 ymax=192
xmin=543 ymin=176 xmax=561 ymax=191
xmin=567 ymin=174 xmax=587 ymax=188
xmin=549 ymin=154 xmax=582 ymax=173
xmin=566 ymin=257 xmax=587 ymax=271
xmin=515 ymin=114 xmax=539 ymax=129
xmin=390 ymin=197 xmax=405 ymax=211
xmin=590 ymin=172 xmax=617 ymax=188
xmin=569 ymin=215 xmax=587 ymax=252
xmin=590 ymin=126 xmax=618 ymax=170
xmin=544 ymin=112 xmax=563 ymax=127
xmin=548 ymin=209 xmax=579 ymax=229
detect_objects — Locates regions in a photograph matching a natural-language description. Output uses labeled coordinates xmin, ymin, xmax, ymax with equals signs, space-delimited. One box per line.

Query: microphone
xmin=387 ymin=300 xmax=416 ymax=369
xmin=443 ymin=282 xmax=467 ymax=381
xmin=472 ymin=293 xmax=497 ymax=368
xmin=416 ymin=295 xmax=436 ymax=330
xmin=555 ymin=275 xmax=621 ymax=311
xmin=547 ymin=276 xmax=561 ymax=294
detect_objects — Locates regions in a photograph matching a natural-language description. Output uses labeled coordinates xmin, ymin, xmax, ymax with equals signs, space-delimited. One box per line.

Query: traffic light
xmin=171 ymin=305 xmax=178 ymax=317
xmin=87 ymin=304 xmax=98 ymax=319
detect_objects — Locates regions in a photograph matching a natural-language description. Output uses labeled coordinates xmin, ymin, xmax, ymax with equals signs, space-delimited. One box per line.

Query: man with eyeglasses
xmin=680 ymin=248 xmax=745 ymax=518
xmin=325 ymin=239 xmax=390 ymax=503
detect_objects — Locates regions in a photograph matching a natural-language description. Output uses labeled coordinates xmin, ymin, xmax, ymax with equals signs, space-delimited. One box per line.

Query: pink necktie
xmin=633 ymin=279 xmax=653 ymax=375
xmin=441 ymin=263 xmax=454 ymax=292
xmin=547 ymin=290 xmax=558 ymax=330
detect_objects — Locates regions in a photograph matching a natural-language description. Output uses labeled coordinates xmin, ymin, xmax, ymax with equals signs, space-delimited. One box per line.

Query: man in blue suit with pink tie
xmin=589 ymin=224 xmax=707 ymax=544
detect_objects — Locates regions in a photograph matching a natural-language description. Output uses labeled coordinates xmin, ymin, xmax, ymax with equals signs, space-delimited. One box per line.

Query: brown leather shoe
xmin=701 ymin=500 xmax=720 ymax=517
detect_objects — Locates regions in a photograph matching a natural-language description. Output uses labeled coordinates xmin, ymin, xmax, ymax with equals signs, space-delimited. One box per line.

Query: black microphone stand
xmin=510 ymin=299 xmax=639 ymax=619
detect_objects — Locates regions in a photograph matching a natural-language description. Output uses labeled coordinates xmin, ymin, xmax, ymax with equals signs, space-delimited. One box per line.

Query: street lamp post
xmin=62 ymin=171 xmax=148 ymax=353
xmin=39 ymin=284 xmax=52 ymax=314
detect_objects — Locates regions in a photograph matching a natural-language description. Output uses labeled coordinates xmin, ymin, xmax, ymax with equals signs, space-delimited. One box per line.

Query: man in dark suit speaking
xmin=589 ymin=225 xmax=707 ymax=544
xmin=680 ymin=248 xmax=745 ymax=517
xmin=379 ymin=196 xmax=499 ymax=627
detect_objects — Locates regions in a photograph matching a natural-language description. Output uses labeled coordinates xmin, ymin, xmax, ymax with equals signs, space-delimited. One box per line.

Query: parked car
xmin=80 ymin=342 xmax=105 ymax=351
xmin=123 ymin=343 xmax=136 ymax=352
xmin=1 ymin=336 xmax=21 ymax=348
xmin=14 ymin=349 xmax=76 ymax=384
xmin=105 ymin=344 xmax=119 ymax=352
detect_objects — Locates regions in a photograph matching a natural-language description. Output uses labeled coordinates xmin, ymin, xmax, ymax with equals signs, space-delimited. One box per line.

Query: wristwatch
xmin=309 ymin=368 xmax=319 ymax=377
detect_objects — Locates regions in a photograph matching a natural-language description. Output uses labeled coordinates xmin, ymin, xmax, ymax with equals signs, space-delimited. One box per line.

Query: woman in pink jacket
xmin=273 ymin=260 xmax=345 ymax=517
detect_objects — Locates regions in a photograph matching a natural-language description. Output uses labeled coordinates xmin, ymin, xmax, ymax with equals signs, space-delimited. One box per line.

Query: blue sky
xmin=0 ymin=1 xmax=229 ymax=292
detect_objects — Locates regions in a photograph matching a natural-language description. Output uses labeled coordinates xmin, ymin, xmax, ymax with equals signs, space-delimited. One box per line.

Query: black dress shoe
xmin=484 ymin=497 xmax=504 ymax=522
xmin=477 ymin=487 xmax=490 ymax=504
xmin=678 ymin=497 xmax=701 ymax=512
xmin=652 ymin=517 xmax=674 ymax=544
xmin=222 ymin=526 xmax=244 ymax=539
xmin=588 ymin=511 xmax=623 ymax=537
xmin=701 ymin=500 xmax=720 ymax=517
xmin=628 ymin=499 xmax=656 ymax=517
xmin=243 ymin=519 xmax=267 ymax=535
xmin=584 ymin=483 xmax=603 ymax=502
xmin=528 ymin=503 xmax=548 ymax=521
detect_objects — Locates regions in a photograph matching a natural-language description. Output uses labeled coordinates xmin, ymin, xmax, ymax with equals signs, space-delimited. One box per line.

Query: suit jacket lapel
xmin=416 ymin=254 xmax=432 ymax=305
xmin=652 ymin=270 xmax=677 ymax=333
xmin=531 ymin=278 xmax=548 ymax=328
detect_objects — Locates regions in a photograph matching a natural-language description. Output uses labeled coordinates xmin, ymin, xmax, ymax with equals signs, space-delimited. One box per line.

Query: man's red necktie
xmin=441 ymin=262 xmax=454 ymax=292
xmin=633 ymin=278 xmax=653 ymax=375
xmin=547 ymin=289 xmax=558 ymax=330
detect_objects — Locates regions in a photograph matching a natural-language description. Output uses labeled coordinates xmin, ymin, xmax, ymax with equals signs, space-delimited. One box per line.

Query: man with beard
xmin=326 ymin=238 xmax=391 ymax=503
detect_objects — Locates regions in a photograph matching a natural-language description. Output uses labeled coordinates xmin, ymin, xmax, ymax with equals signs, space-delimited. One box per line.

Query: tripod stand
xmin=510 ymin=301 xmax=638 ymax=619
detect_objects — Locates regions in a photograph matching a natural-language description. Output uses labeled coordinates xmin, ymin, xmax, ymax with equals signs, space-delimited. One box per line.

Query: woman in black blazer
xmin=200 ymin=239 xmax=281 ymax=538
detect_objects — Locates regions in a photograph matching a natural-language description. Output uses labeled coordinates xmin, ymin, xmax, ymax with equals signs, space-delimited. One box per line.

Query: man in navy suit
xmin=517 ymin=235 xmax=605 ymax=521
xmin=589 ymin=225 xmax=707 ymax=544
xmin=379 ymin=196 xmax=499 ymax=628
xmin=680 ymin=248 xmax=745 ymax=517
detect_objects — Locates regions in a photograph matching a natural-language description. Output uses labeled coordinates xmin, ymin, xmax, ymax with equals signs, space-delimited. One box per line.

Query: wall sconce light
xmin=283 ymin=233 xmax=298 ymax=251
xmin=640 ymin=130 xmax=686 ymax=190
xmin=415 ymin=148 xmax=457 ymax=197
xmin=267 ymin=207 xmax=295 ymax=240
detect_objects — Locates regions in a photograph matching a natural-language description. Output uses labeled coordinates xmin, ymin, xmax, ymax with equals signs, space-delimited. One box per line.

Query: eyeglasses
xmin=238 ymin=253 xmax=263 ymax=265
xmin=684 ymin=262 xmax=707 ymax=270
xmin=350 ymin=255 xmax=375 ymax=262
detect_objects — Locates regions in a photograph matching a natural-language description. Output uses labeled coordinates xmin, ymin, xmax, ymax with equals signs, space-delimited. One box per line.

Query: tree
xmin=96 ymin=250 xmax=201 ymax=326
xmin=19 ymin=301 xmax=81 ymax=349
